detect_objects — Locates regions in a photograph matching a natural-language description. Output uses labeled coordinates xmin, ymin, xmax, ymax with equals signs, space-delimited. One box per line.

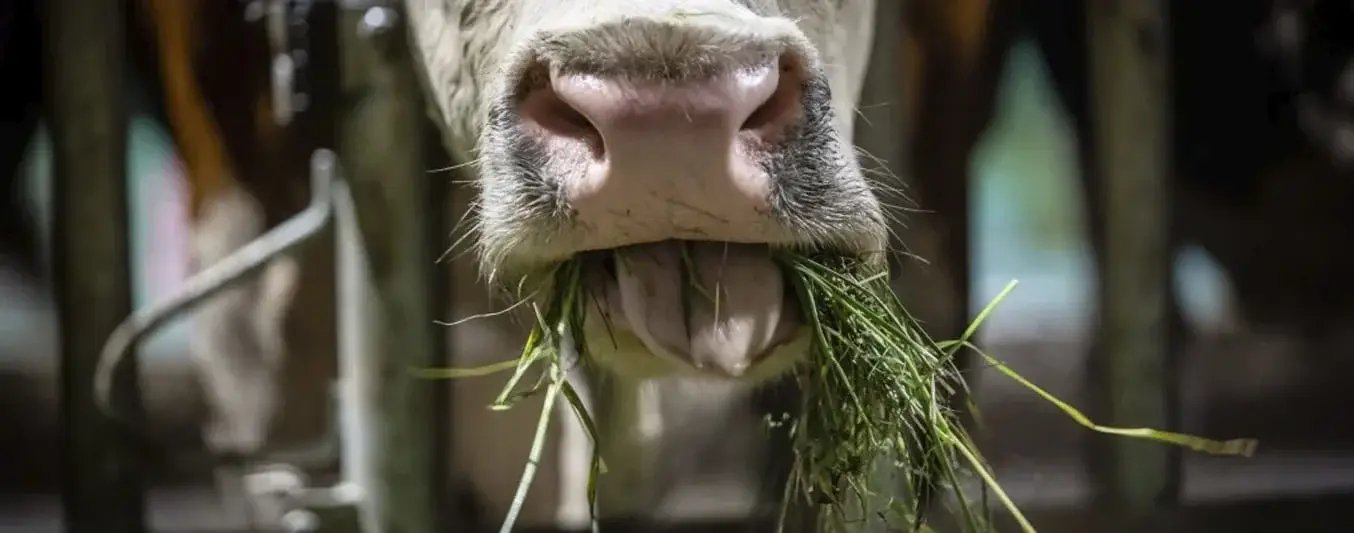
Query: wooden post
xmin=44 ymin=0 xmax=148 ymax=531
xmin=334 ymin=3 xmax=446 ymax=532
xmin=1086 ymin=0 xmax=1178 ymax=518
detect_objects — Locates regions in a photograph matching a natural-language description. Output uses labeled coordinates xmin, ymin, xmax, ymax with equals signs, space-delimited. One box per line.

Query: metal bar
xmin=334 ymin=3 xmax=442 ymax=533
xmin=1086 ymin=0 xmax=1178 ymax=518
xmin=43 ymin=0 xmax=145 ymax=531
xmin=334 ymin=166 xmax=381 ymax=533
xmin=95 ymin=152 xmax=336 ymax=429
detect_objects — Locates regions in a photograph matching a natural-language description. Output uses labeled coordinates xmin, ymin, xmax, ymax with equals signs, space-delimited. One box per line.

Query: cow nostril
xmin=518 ymin=82 xmax=606 ymax=157
xmin=739 ymin=63 xmax=802 ymax=140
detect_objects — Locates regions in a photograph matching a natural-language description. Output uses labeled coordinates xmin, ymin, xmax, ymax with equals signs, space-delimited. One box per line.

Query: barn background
xmin=4 ymin=32 xmax=1354 ymax=533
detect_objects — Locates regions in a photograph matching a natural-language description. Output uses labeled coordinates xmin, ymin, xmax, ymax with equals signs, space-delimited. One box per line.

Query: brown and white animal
xmin=403 ymin=0 xmax=886 ymax=525
xmin=411 ymin=0 xmax=886 ymax=381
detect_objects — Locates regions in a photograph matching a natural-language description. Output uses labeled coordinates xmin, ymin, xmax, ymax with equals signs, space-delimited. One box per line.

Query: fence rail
xmin=70 ymin=1 xmax=450 ymax=532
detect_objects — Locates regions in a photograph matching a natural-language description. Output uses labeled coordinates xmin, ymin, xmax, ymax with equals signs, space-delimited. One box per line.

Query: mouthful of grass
xmin=417 ymin=243 xmax=1259 ymax=533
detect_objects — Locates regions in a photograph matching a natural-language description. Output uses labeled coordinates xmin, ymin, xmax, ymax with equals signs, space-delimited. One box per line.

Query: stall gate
xmin=52 ymin=1 xmax=451 ymax=532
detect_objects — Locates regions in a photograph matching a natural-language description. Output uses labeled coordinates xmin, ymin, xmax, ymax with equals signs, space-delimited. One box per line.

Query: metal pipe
xmin=95 ymin=150 xmax=336 ymax=428
xmin=334 ymin=3 xmax=443 ymax=532
xmin=334 ymin=169 xmax=380 ymax=533
xmin=44 ymin=0 xmax=145 ymax=530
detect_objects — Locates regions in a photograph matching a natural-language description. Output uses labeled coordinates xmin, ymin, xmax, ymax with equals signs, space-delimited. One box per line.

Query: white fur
xmin=412 ymin=0 xmax=881 ymax=525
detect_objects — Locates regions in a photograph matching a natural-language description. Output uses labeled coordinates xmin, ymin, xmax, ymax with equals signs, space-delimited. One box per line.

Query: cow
xmin=403 ymin=0 xmax=885 ymax=526
xmin=407 ymin=0 xmax=886 ymax=381
xmin=7 ymin=0 xmax=889 ymax=529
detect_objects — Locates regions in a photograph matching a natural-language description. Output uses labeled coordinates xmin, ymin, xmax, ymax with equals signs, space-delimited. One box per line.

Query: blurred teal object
xmin=18 ymin=114 xmax=195 ymax=359
xmin=20 ymin=115 xmax=181 ymax=308
xmin=969 ymin=39 xmax=1229 ymax=334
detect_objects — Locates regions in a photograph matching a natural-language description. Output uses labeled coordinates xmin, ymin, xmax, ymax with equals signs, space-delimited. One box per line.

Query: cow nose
xmin=514 ymin=59 xmax=808 ymax=249
xmin=541 ymin=63 xmax=797 ymax=151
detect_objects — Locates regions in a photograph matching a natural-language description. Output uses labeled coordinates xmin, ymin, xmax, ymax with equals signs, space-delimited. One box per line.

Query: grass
xmin=776 ymin=250 xmax=985 ymax=532
xmin=413 ymin=246 xmax=1258 ymax=533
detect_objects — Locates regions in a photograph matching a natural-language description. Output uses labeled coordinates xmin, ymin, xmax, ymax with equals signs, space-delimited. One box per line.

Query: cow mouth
xmin=575 ymin=240 xmax=806 ymax=379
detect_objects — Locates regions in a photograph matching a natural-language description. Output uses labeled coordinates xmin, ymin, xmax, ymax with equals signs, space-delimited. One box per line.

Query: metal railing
xmin=54 ymin=1 xmax=451 ymax=532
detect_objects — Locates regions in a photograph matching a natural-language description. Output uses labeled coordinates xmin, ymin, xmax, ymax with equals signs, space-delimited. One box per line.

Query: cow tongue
xmin=611 ymin=241 xmax=798 ymax=377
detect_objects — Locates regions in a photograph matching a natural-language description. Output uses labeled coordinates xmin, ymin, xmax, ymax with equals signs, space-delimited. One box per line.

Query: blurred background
xmin=5 ymin=1 xmax=1354 ymax=532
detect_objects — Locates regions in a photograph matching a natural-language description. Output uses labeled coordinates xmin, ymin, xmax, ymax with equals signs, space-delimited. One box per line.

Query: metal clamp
xmin=94 ymin=149 xmax=367 ymax=531
xmin=94 ymin=150 xmax=338 ymax=430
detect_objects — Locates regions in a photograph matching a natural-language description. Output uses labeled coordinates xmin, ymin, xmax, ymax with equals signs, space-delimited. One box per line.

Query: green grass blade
xmin=409 ymin=358 xmax=521 ymax=379
xmin=948 ymin=280 xmax=1020 ymax=360
xmin=965 ymin=341 xmax=1258 ymax=457
xmin=498 ymin=368 xmax=562 ymax=533
xmin=949 ymin=433 xmax=1035 ymax=533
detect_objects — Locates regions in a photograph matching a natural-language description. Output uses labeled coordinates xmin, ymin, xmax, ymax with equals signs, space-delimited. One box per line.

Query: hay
xmin=414 ymin=246 xmax=1258 ymax=533
xmin=775 ymin=250 xmax=990 ymax=532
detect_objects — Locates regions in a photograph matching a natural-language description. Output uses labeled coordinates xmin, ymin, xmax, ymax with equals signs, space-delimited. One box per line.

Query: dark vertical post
xmin=421 ymin=64 xmax=457 ymax=533
xmin=334 ymin=2 xmax=443 ymax=532
xmin=1086 ymin=0 xmax=1178 ymax=520
xmin=44 ymin=0 xmax=148 ymax=531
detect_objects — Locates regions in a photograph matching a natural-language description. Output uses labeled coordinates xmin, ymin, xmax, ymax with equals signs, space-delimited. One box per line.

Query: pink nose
xmin=549 ymin=64 xmax=794 ymax=145
xmin=516 ymin=62 xmax=805 ymax=250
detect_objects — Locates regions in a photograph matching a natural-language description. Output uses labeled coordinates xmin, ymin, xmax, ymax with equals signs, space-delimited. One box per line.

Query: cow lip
xmin=580 ymin=239 xmax=796 ymax=298
xmin=575 ymin=239 xmax=805 ymax=375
